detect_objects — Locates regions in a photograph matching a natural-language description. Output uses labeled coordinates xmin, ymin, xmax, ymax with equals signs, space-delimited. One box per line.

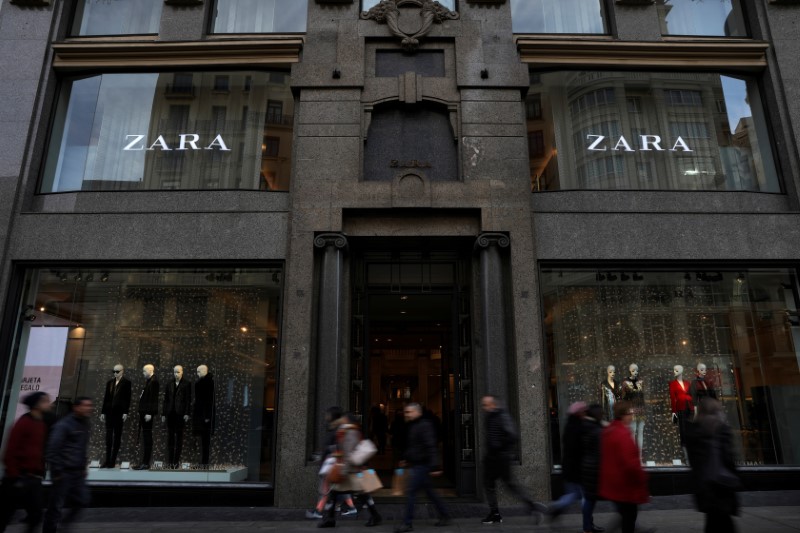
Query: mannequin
xmin=669 ymin=365 xmax=693 ymax=457
xmin=691 ymin=362 xmax=716 ymax=412
xmin=100 ymin=364 xmax=131 ymax=468
xmin=621 ymin=363 xmax=645 ymax=457
xmin=162 ymin=365 xmax=192 ymax=468
xmin=193 ymin=365 xmax=215 ymax=466
xmin=134 ymin=364 xmax=159 ymax=470
xmin=600 ymin=365 xmax=620 ymax=421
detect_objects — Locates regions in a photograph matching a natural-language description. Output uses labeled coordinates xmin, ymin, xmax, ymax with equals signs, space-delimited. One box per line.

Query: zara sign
xmin=123 ymin=134 xmax=231 ymax=151
xmin=587 ymin=135 xmax=693 ymax=152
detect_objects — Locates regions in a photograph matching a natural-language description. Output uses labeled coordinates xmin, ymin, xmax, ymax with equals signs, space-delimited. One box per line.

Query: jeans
xmin=551 ymin=481 xmax=582 ymax=514
xmin=403 ymin=465 xmax=449 ymax=525
xmin=43 ymin=471 xmax=90 ymax=533
xmin=582 ymin=496 xmax=597 ymax=532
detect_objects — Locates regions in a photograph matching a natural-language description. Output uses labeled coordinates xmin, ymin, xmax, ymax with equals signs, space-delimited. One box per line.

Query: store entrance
xmin=350 ymin=243 xmax=477 ymax=497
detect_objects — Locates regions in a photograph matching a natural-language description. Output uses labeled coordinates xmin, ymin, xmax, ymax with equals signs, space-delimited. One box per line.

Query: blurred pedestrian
xmin=394 ymin=403 xmax=450 ymax=533
xmin=598 ymin=401 xmax=651 ymax=533
xmin=480 ymin=394 xmax=545 ymax=525
xmin=307 ymin=407 xmax=357 ymax=520
xmin=0 ymin=392 xmax=51 ymax=533
xmin=685 ymin=398 xmax=742 ymax=533
xmin=546 ymin=401 xmax=587 ymax=522
xmin=389 ymin=409 xmax=407 ymax=467
xmin=580 ymin=404 xmax=606 ymax=533
xmin=43 ymin=397 xmax=93 ymax=533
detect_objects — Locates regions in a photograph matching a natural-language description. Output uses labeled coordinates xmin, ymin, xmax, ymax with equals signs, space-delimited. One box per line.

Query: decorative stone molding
xmin=516 ymin=39 xmax=769 ymax=72
xmin=360 ymin=0 xmax=459 ymax=52
xmin=465 ymin=0 xmax=506 ymax=4
xmin=474 ymin=232 xmax=510 ymax=251
xmin=10 ymin=0 xmax=51 ymax=6
xmin=164 ymin=0 xmax=203 ymax=6
xmin=768 ymin=0 xmax=800 ymax=4
xmin=316 ymin=0 xmax=355 ymax=3
xmin=313 ymin=233 xmax=349 ymax=250
xmin=615 ymin=0 xmax=654 ymax=5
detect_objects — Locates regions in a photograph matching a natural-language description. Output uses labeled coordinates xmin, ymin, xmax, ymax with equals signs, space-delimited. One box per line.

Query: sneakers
xmin=481 ymin=512 xmax=503 ymax=524
xmin=306 ymin=510 xmax=323 ymax=519
xmin=340 ymin=506 xmax=358 ymax=517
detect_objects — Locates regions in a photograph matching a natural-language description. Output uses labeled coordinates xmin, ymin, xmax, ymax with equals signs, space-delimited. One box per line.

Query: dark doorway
xmin=350 ymin=243 xmax=477 ymax=497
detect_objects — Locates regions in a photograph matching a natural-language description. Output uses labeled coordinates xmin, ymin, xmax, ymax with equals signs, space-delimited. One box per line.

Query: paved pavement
xmin=5 ymin=491 xmax=799 ymax=532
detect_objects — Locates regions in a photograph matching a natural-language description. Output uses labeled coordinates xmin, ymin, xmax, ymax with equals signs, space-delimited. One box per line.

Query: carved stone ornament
xmin=615 ymin=0 xmax=654 ymax=5
xmin=768 ymin=0 xmax=800 ymax=4
xmin=10 ymin=0 xmax=51 ymax=6
xmin=165 ymin=0 xmax=203 ymax=6
xmin=360 ymin=0 xmax=459 ymax=52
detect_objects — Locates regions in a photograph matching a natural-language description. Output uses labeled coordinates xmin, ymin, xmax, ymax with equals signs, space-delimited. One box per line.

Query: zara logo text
xmin=587 ymin=135 xmax=693 ymax=152
xmin=123 ymin=134 xmax=231 ymax=151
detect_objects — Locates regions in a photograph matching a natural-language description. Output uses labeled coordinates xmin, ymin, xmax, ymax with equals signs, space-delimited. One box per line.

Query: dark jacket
xmin=685 ymin=420 xmax=740 ymax=515
xmin=138 ymin=376 xmax=159 ymax=415
xmin=485 ymin=407 xmax=518 ymax=455
xmin=2 ymin=413 xmax=47 ymax=478
xmin=46 ymin=413 xmax=90 ymax=475
xmin=163 ymin=378 xmax=192 ymax=417
xmin=102 ymin=377 xmax=132 ymax=416
xmin=193 ymin=373 xmax=215 ymax=433
xmin=404 ymin=417 xmax=438 ymax=468
xmin=580 ymin=416 xmax=603 ymax=500
xmin=561 ymin=414 xmax=584 ymax=482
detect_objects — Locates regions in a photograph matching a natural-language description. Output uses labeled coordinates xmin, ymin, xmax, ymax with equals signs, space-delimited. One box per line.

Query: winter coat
xmin=46 ymin=414 xmax=90 ymax=475
xmin=138 ymin=376 xmax=159 ymax=416
xmin=561 ymin=414 xmax=584 ymax=482
xmin=485 ymin=407 xmax=518 ymax=456
xmin=330 ymin=420 xmax=363 ymax=492
xmin=598 ymin=419 xmax=649 ymax=504
xmin=580 ymin=416 xmax=602 ymax=500
xmin=2 ymin=413 xmax=47 ymax=478
xmin=684 ymin=419 xmax=740 ymax=516
xmin=163 ymin=378 xmax=192 ymax=418
xmin=102 ymin=377 xmax=132 ymax=416
xmin=404 ymin=417 xmax=439 ymax=468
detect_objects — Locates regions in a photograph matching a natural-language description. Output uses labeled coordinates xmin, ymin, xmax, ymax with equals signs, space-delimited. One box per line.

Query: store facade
xmin=0 ymin=0 xmax=799 ymax=508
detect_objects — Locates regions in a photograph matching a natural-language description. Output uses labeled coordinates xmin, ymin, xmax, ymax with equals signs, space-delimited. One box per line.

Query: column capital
xmin=474 ymin=232 xmax=510 ymax=251
xmin=314 ymin=232 xmax=349 ymax=250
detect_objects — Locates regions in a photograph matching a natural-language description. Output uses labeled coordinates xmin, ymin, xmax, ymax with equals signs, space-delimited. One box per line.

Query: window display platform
xmin=87 ymin=466 xmax=248 ymax=482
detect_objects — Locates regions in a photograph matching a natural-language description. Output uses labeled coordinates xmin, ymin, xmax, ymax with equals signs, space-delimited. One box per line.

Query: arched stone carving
xmin=360 ymin=0 xmax=459 ymax=52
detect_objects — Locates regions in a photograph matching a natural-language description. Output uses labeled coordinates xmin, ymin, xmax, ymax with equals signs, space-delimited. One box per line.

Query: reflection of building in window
xmin=528 ymin=131 xmax=545 ymax=158
xmin=665 ymin=89 xmax=702 ymax=107
xmin=526 ymin=94 xmax=542 ymax=120
xmin=214 ymin=75 xmax=230 ymax=92
xmin=263 ymin=136 xmax=280 ymax=158
xmin=170 ymin=73 xmax=194 ymax=97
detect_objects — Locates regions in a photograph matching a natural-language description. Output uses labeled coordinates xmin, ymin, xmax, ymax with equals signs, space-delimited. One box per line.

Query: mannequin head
xmin=697 ymin=363 xmax=707 ymax=377
xmin=173 ymin=365 xmax=183 ymax=381
xmin=629 ymin=364 xmax=639 ymax=378
xmin=607 ymin=365 xmax=616 ymax=379
xmin=142 ymin=364 xmax=154 ymax=379
xmin=113 ymin=364 xmax=124 ymax=379
xmin=673 ymin=365 xmax=684 ymax=378
xmin=197 ymin=365 xmax=208 ymax=378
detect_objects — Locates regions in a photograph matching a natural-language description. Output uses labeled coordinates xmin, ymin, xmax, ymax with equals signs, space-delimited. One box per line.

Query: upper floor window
xmin=212 ymin=0 xmax=307 ymax=34
xmin=511 ymin=0 xmax=607 ymax=34
xmin=656 ymin=0 xmax=747 ymax=37
xmin=70 ymin=0 xmax=163 ymax=36
xmin=527 ymin=71 xmax=780 ymax=192
xmin=41 ymin=70 xmax=294 ymax=193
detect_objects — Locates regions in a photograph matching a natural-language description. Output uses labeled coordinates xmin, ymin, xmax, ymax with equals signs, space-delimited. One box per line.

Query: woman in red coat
xmin=598 ymin=401 xmax=650 ymax=533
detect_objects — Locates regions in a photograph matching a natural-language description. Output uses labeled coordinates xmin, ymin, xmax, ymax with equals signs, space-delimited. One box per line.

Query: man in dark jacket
xmin=394 ymin=403 xmax=450 ymax=533
xmin=480 ymin=395 xmax=545 ymax=524
xmin=100 ymin=364 xmax=131 ymax=468
xmin=43 ymin=397 xmax=93 ymax=533
xmin=135 ymin=364 xmax=159 ymax=470
xmin=162 ymin=365 xmax=192 ymax=467
xmin=0 ymin=392 xmax=51 ymax=533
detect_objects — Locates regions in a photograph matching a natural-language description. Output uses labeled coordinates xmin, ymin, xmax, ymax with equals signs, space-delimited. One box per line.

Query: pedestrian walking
xmin=597 ymin=401 xmax=651 ymax=533
xmin=0 ymin=392 xmax=51 ymax=533
xmin=394 ymin=403 xmax=450 ymax=533
xmin=546 ymin=401 xmax=587 ymax=522
xmin=480 ymin=394 xmax=545 ymax=525
xmin=580 ymin=404 xmax=606 ymax=533
xmin=318 ymin=412 xmax=382 ymax=529
xmin=685 ymin=398 xmax=742 ymax=533
xmin=43 ymin=397 xmax=93 ymax=533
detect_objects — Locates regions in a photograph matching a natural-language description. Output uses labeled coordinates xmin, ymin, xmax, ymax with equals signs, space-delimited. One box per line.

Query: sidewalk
xmin=6 ymin=491 xmax=799 ymax=532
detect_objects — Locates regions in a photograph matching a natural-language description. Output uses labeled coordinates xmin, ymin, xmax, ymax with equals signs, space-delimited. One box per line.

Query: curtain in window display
xmin=511 ymin=0 xmax=606 ymax=34
xmin=213 ymin=0 xmax=308 ymax=33
xmin=541 ymin=269 xmax=800 ymax=467
xmin=656 ymin=0 xmax=746 ymax=37
xmin=72 ymin=0 xmax=163 ymax=36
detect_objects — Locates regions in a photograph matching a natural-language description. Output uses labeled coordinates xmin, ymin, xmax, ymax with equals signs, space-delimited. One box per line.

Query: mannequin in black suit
xmin=134 ymin=364 xmax=159 ymax=470
xmin=100 ymin=364 xmax=132 ymax=468
xmin=193 ymin=364 xmax=215 ymax=466
xmin=162 ymin=365 xmax=192 ymax=467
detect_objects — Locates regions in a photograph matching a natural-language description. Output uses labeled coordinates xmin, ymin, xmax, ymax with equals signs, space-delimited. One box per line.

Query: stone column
xmin=312 ymin=232 xmax=348 ymax=445
xmin=475 ymin=232 xmax=511 ymax=399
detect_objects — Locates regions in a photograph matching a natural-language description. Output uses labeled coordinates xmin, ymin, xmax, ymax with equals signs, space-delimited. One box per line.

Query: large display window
xmin=41 ymin=71 xmax=294 ymax=193
xmin=511 ymin=0 xmax=607 ymax=34
xmin=70 ymin=0 xmax=163 ymax=36
xmin=211 ymin=0 xmax=307 ymax=33
xmin=542 ymin=268 xmax=800 ymax=468
xmin=527 ymin=71 xmax=780 ymax=192
xmin=0 ymin=267 xmax=281 ymax=483
xmin=655 ymin=0 xmax=746 ymax=37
